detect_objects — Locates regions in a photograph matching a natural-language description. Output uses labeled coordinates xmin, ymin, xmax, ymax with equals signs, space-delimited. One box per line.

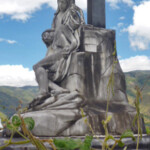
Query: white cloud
xmin=106 ymin=0 xmax=134 ymax=9
xmin=0 ymin=0 xmax=55 ymax=21
xmin=106 ymin=0 xmax=120 ymax=9
xmin=0 ymin=0 xmax=87 ymax=21
xmin=119 ymin=16 xmax=125 ymax=20
xmin=126 ymin=1 xmax=150 ymax=50
xmin=110 ymin=22 xmax=124 ymax=32
xmin=119 ymin=56 xmax=150 ymax=72
xmin=0 ymin=65 xmax=37 ymax=87
xmin=76 ymin=0 xmax=87 ymax=11
xmin=122 ymin=0 xmax=134 ymax=6
xmin=0 ymin=0 xmax=136 ymax=21
xmin=0 ymin=38 xmax=17 ymax=44
xmin=11 ymin=13 xmax=31 ymax=21
xmin=7 ymin=40 xmax=17 ymax=44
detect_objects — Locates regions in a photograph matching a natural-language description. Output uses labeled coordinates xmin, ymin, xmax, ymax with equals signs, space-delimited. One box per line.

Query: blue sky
xmin=0 ymin=0 xmax=150 ymax=87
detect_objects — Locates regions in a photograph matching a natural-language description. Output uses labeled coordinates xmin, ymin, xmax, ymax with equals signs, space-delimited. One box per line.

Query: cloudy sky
xmin=0 ymin=0 xmax=150 ymax=87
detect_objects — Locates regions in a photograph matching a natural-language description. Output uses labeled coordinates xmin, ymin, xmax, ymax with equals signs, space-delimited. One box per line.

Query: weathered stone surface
xmin=61 ymin=26 xmax=128 ymax=104
xmin=84 ymin=101 xmax=146 ymax=135
xmin=24 ymin=101 xmax=146 ymax=137
xmin=24 ymin=109 xmax=82 ymax=136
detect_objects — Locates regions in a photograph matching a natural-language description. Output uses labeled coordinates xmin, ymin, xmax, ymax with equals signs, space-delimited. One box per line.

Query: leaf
xmin=118 ymin=140 xmax=125 ymax=147
xmin=146 ymin=127 xmax=150 ymax=135
xmin=24 ymin=117 xmax=35 ymax=131
xmin=12 ymin=115 xmax=21 ymax=127
xmin=54 ymin=139 xmax=66 ymax=149
xmin=54 ymin=138 xmax=82 ymax=150
xmin=80 ymin=108 xmax=86 ymax=118
xmin=84 ymin=118 xmax=88 ymax=124
xmin=105 ymin=115 xmax=112 ymax=124
xmin=6 ymin=122 xmax=14 ymax=130
xmin=105 ymin=135 xmax=115 ymax=142
xmin=120 ymin=130 xmax=135 ymax=141
xmin=80 ymin=136 xmax=93 ymax=150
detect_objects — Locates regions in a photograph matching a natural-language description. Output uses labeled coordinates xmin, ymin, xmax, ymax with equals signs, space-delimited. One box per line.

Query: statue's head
xmin=57 ymin=0 xmax=70 ymax=12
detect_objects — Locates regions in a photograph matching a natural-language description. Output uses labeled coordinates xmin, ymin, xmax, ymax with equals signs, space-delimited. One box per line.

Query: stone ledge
xmin=0 ymin=135 xmax=150 ymax=150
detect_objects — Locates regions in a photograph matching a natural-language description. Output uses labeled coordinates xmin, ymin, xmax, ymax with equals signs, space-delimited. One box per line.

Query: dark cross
xmin=87 ymin=0 xmax=106 ymax=28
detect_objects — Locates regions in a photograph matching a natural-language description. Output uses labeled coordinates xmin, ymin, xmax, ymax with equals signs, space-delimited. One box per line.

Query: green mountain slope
xmin=125 ymin=71 xmax=150 ymax=126
xmin=125 ymin=70 xmax=150 ymax=106
xmin=0 ymin=71 xmax=150 ymax=118
xmin=0 ymin=86 xmax=38 ymax=116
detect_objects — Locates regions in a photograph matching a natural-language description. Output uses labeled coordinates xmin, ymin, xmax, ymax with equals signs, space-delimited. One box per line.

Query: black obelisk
xmin=87 ymin=0 xmax=106 ymax=28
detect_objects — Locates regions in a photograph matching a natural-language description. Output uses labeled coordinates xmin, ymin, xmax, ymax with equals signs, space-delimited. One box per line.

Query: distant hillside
xmin=0 ymin=71 xmax=150 ymax=118
xmin=0 ymin=86 xmax=38 ymax=116
xmin=125 ymin=70 xmax=150 ymax=125
xmin=125 ymin=70 xmax=150 ymax=104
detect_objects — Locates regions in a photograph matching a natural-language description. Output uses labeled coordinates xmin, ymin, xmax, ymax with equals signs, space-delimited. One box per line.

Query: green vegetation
xmin=125 ymin=71 xmax=150 ymax=130
xmin=0 ymin=86 xmax=38 ymax=116
xmin=53 ymin=136 xmax=93 ymax=150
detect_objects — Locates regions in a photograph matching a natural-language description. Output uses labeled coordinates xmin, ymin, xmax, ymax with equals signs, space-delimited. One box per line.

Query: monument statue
xmin=24 ymin=0 xmax=145 ymax=137
xmin=30 ymin=0 xmax=85 ymax=108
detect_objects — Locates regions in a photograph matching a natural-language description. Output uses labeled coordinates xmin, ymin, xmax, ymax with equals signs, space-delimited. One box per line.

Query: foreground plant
xmin=102 ymin=115 xmax=135 ymax=150
xmin=101 ymin=44 xmax=137 ymax=150
xmin=0 ymin=104 xmax=56 ymax=150
xmin=53 ymin=136 xmax=93 ymax=150
xmin=0 ymin=113 xmax=56 ymax=150
xmin=0 ymin=109 xmax=94 ymax=150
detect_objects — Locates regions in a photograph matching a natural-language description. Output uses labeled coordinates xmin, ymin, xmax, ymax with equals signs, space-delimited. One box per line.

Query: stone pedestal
xmin=61 ymin=25 xmax=128 ymax=104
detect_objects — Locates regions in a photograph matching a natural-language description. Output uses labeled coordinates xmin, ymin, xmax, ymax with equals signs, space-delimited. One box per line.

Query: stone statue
xmin=29 ymin=0 xmax=85 ymax=108
xmin=25 ymin=0 xmax=145 ymax=137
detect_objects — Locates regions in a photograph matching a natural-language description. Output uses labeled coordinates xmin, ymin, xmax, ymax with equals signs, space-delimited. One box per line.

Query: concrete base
xmin=0 ymin=135 xmax=150 ymax=150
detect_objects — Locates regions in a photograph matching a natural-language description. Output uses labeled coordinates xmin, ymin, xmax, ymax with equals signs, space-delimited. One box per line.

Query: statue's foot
xmin=28 ymin=92 xmax=50 ymax=109
xmin=51 ymin=89 xmax=70 ymax=97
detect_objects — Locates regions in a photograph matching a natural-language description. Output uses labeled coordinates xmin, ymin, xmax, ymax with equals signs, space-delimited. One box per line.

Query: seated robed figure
xmin=31 ymin=0 xmax=85 ymax=106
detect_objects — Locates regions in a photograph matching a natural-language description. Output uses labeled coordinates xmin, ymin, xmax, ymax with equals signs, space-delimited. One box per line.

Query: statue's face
xmin=57 ymin=0 xmax=68 ymax=12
